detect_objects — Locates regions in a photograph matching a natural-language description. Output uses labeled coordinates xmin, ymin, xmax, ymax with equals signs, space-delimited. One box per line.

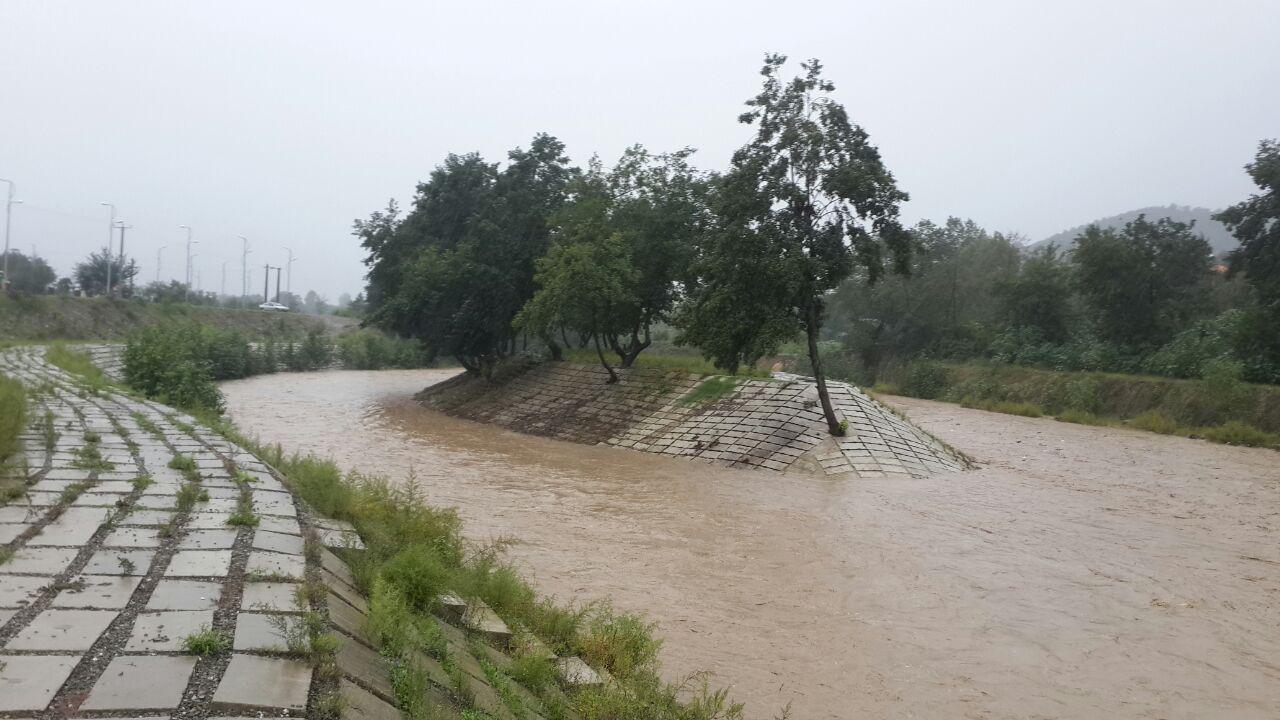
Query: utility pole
xmin=100 ymin=202 xmax=116 ymax=297
xmin=238 ymin=235 xmax=250 ymax=303
xmin=155 ymin=246 xmax=166 ymax=284
xmin=274 ymin=266 xmax=282 ymax=304
xmin=263 ymin=263 xmax=271 ymax=305
xmin=221 ymin=260 xmax=229 ymax=298
xmin=1 ymin=178 xmax=19 ymax=290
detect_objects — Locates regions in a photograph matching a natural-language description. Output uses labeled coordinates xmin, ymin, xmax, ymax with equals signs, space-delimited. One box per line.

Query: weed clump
xmin=182 ymin=626 xmax=231 ymax=655
xmin=0 ymin=374 xmax=26 ymax=469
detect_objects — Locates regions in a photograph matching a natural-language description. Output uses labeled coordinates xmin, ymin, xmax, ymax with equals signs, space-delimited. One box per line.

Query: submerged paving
xmin=0 ymin=346 xmax=616 ymax=719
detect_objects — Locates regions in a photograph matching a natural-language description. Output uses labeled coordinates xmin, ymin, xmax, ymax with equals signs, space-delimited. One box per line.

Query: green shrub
xmin=382 ymin=544 xmax=451 ymax=611
xmin=1056 ymin=408 xmax=1109 ymax=426
xmin=897 ymin=361 xmax=951 ymax=399
xmin=574 ymin=603 xmax=661 ymax=680
xmin=1201 ymin=421 xmax=1278 ymax=448
xmin=123 ymin=325 xmax=225 ymax=413
xmin=337 ymin=329 xmax=426 ymax=370
xmin=1129 ymin=410 xmax=1180 ymax=435
xmin=960 ymin=398 xmax=1042 ymax=417
xmin=0 ymin=374 xmax=26 ymax=467
xmin=680 ymin=376 xmax=738 ymax=405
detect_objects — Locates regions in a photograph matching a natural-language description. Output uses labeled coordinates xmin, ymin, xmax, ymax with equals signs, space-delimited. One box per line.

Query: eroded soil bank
xmin=222 ymin=368 xmax=1280 ymax=720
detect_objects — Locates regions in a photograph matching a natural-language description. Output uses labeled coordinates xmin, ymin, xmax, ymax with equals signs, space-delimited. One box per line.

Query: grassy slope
xmin=878 ymin=361 xmax=1280 ymax=449
xmin=0 ymin=295 xmax=354 ymax=341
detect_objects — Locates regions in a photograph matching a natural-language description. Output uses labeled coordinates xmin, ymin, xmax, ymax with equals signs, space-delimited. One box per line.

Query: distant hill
xmin=1032 ymin=205 xmax=1238 ymax=256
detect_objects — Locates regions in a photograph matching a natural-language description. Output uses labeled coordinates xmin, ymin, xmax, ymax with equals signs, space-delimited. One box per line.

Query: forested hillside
xmin=1035 ymin=205 xmax=1236 ymax=255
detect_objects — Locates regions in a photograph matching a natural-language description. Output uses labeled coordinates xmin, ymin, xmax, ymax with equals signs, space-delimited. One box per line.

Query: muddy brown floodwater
xmin=222 ymin=369 xmax=1280 ymax=720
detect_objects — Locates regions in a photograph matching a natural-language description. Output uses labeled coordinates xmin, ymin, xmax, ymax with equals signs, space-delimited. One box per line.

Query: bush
xmin=1056 ymin=408 xmax=1109 ymax=426
xmin=1201 ymin=421 xmax=1278 ymax=448
xmin=897 ymin=361 xmax=951 ymax=399
xmin=0 ymin=374 xmax=26 ymax=467
xmin=337 ymin=329 xmax=427 ymax=369
xmin=1129 ymin=410 xmax=1180 ymax=435
xmin=382 ymin=544 xmax=451 ymax=611
xmin=123 ymin=325 xmax=225 ymax=413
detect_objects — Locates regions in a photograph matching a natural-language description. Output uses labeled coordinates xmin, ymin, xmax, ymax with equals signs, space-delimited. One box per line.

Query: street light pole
xmin=100 ymin=202 xmax=116 ymax=297
xmin=156 ymin=246 xmax=166 ymax=284
xmin=114 ymin=221 xmax=133 ymax=296
xmin=179 ymin=225 xmax=196 ymax=301
xmin=221 ymin=260 xmax=229 ymax=298
xmin=238 ymin=235 xmax=250 ymax=303
xmin=1 ymin=178 xmax=17 ymax=290
xmin=283 ymin=246 xmax=296 ymax=298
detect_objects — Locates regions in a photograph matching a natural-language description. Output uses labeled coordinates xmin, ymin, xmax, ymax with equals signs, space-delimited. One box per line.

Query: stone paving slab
xmin=52 ymin=575 xmax=142 ymax=609
xmin=1 ymin=547 xmax=79 ymax=574
xmin=82 ymin=654 xmax=197 ymax=710
xmin=83 ymin=549 xmax=154 ymax=576
xmin=0 ymin=575 xmax=48 ymax=607
xmin=340 ymin=677 xmax=405 ymax=720
xmin=245 ymin=550 xmax=304 ymax=579
xmin=166 ymin=549 xmax=233 ymax=577
xmin=7 ymin=608 xmax=117 ymax=650
xmin=102 ymin=526 xmax=164 ymax=548
xmin=231 ymin=612 xmax=291 ymax=651
xmin=251 ymin=529 xmax=305 ymax=555
xmin=126 ymin=609 xmax=215 ymax=651
xmin=147 ymin=579 xmax=223 ymax=610
xmin=240 ymin=582 xmax=300 ymax=612
xmin=0 ymin=654 xmax=81 ymax=711
xmin=178 ymin=528 xmax=239 ymax=549
xmin=212 ymin=654 xmax=312 ymax=712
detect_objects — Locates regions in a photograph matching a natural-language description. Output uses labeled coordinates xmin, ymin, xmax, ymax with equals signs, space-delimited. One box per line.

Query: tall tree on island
xmin=682 ymin=54 xmax=910 ymax=435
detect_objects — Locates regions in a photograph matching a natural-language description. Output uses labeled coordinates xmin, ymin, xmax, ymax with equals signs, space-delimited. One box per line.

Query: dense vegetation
xmin=121 ymin=322 xmax=427 ymax=413
xmin=355 ymin=58 xmax=1275 ymax=439
xmin=0 ymin=373 xmax=26 ymax=469
xmin=359 ymin=55 xmax=912 ymax=435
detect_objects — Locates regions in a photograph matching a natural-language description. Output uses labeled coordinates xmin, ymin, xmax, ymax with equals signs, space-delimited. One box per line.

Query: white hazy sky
xmin=2 ymin=1 xmax=1277 ymax=299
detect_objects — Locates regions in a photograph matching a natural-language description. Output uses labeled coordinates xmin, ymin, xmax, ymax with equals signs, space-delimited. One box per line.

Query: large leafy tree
xmin=995 ymin=244 xmax=1072 ymax=343
xmin=74 ymin=248 xmax=138 ymax=297
xmin=356 ymin=134 xmax=576 ymax=375
xmin=1073 ymin=215 xmax=1213 ymax=348
xmin=681 ymin=54 xmax=910 ymax=435
xmin=1214 ymin=139 xmax=1280 ymax=377
xmin=1 ymin=250 xmax=56 ymax=293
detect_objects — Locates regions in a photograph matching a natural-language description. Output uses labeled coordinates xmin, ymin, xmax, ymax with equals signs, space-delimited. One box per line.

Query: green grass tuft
xmin=1201 ymin=421 xmax=1278 ymax=448
xmin=182 ymin=626 xmax=231 ymax=655
xmin=680 ymin=376 xmax=739 ymax=406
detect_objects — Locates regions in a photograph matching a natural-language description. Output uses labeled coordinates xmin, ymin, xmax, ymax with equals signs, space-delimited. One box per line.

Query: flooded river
xmin=223 ymin=369 xmax=1280 ymax=720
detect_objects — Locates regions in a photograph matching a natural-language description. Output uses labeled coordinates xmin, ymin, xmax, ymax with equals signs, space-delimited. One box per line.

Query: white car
xmin=258 ymin=301 xmax=290 ymax=312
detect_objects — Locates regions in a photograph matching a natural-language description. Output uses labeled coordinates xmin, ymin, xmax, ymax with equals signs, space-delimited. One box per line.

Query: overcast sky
xmin=2 ymin=1 xmax=1276 ymax=299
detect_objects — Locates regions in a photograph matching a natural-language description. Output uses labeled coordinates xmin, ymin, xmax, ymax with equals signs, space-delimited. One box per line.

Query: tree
xmin=995 ymin=244 xmax=1072 ymax=343
xmin=1073 ymin=215 xmax=1213 ymax=347
xmin=520 ymin=147 xmax=707 ymax=371
xmin=681 ymin=55 xmax=910 ymax=434
xmin=1 ymin=250 xmax=56 ymax=293
xmin=74 ymin=248 xmax=138 ymax=297
xmin=357 ymin=134 xmax=577 ymax=375
xmin=1214 ymin=139 xmax=1280 ymax=379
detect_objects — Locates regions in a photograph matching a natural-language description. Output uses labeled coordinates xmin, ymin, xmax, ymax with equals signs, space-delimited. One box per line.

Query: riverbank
xmin=419 ymin=360 xmax=965 ymax=479
xmin=3 ymin=350 xmax=693 ymax=719
xmin=0 ymin=295 xmax=353 ymax=342
xmin=223 ymin=368 xmax=1280 ymax=719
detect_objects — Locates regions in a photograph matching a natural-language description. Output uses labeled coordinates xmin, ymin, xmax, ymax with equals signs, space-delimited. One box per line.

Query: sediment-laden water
xmin=223 ymin=368 xmax=1280 ymax=720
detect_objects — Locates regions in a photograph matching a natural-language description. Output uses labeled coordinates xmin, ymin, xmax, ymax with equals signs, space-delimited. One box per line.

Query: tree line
xmin=357 ymin=55 xmax=1280 ymax=436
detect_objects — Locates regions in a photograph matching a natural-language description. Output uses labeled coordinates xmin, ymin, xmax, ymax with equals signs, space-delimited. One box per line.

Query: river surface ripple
xmin=222 ymin=368 xmax=1280 ymax=720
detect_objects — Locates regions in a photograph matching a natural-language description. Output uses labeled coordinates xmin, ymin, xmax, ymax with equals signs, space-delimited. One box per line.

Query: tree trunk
xmin=593 ymin=333 xmax=618 ymax=383
xmin=805 ymin=303 xmax=843 ymax=436
xmin=541 ymin=330 xmax=563 ymax=361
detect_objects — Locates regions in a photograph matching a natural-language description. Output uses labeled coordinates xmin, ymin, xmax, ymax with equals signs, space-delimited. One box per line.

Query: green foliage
xmin=1128 ymin=410 xmax=1182 ymax=435
xmin=574 ymin=602 xmax=661 ymax=680
xmin=382 ymin=544 xmax=452 ymax=611
xmin=1055 ymin=408 xmax=1111 ymax=426
xmin=336 ymin=329 xmax=426 ymax=369
xmin=168 ymin=454 xmax=197 ymax=471
xmin=1073 ymin=215 xmax=1213 ymax=347
xmin=359 ymin=135 xmax=576 ymax=375
xmin=960 ymin=398 xmax=1043 ymax=417
xmin=680 ymin=376 xmax=738 ymax=406
xmin=123 ymin=325 xmax=226 ymax=413
xmin=1201 ymin=421 xmax=1278 ymax=448
xmin=897 ymin=361 xmax=951 ymax=399
xmin=45 ymin=343 xmax=110 ymax=391
xmin=182 ymin=626 xmax=231 ymax=655
xmin=1 ymin=250 xmax=56 ymax=293
xmin=0 ymin=374 xmax=26 ymax=468
xmin=73 ymin=247 xmax=139 ymax=297
xmin=678 ymin=54 xmax=909 ymax=433
xmin=994 ymin=244 xmax=1072 ymax=343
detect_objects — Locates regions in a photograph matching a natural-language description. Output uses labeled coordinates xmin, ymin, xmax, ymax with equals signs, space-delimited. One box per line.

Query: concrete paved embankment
xmin=419 ymin=361 xmax=966 ymax=479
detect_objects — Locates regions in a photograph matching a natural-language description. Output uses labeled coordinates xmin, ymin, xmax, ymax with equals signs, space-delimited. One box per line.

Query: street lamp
xmin=238 ymin=235 xmax=251 ymax=303
xmin=179 ymin=225 xmax=196 ymax=301
xmin=283 ymin=246 xmax=297 ymax=299
xmin=155 ymin=245 xmax=167 ymax=284
xmin=100 ymin=202 xmax=116 ymax=297
xmin=0 ymin=178 xmax=20 ymax=290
